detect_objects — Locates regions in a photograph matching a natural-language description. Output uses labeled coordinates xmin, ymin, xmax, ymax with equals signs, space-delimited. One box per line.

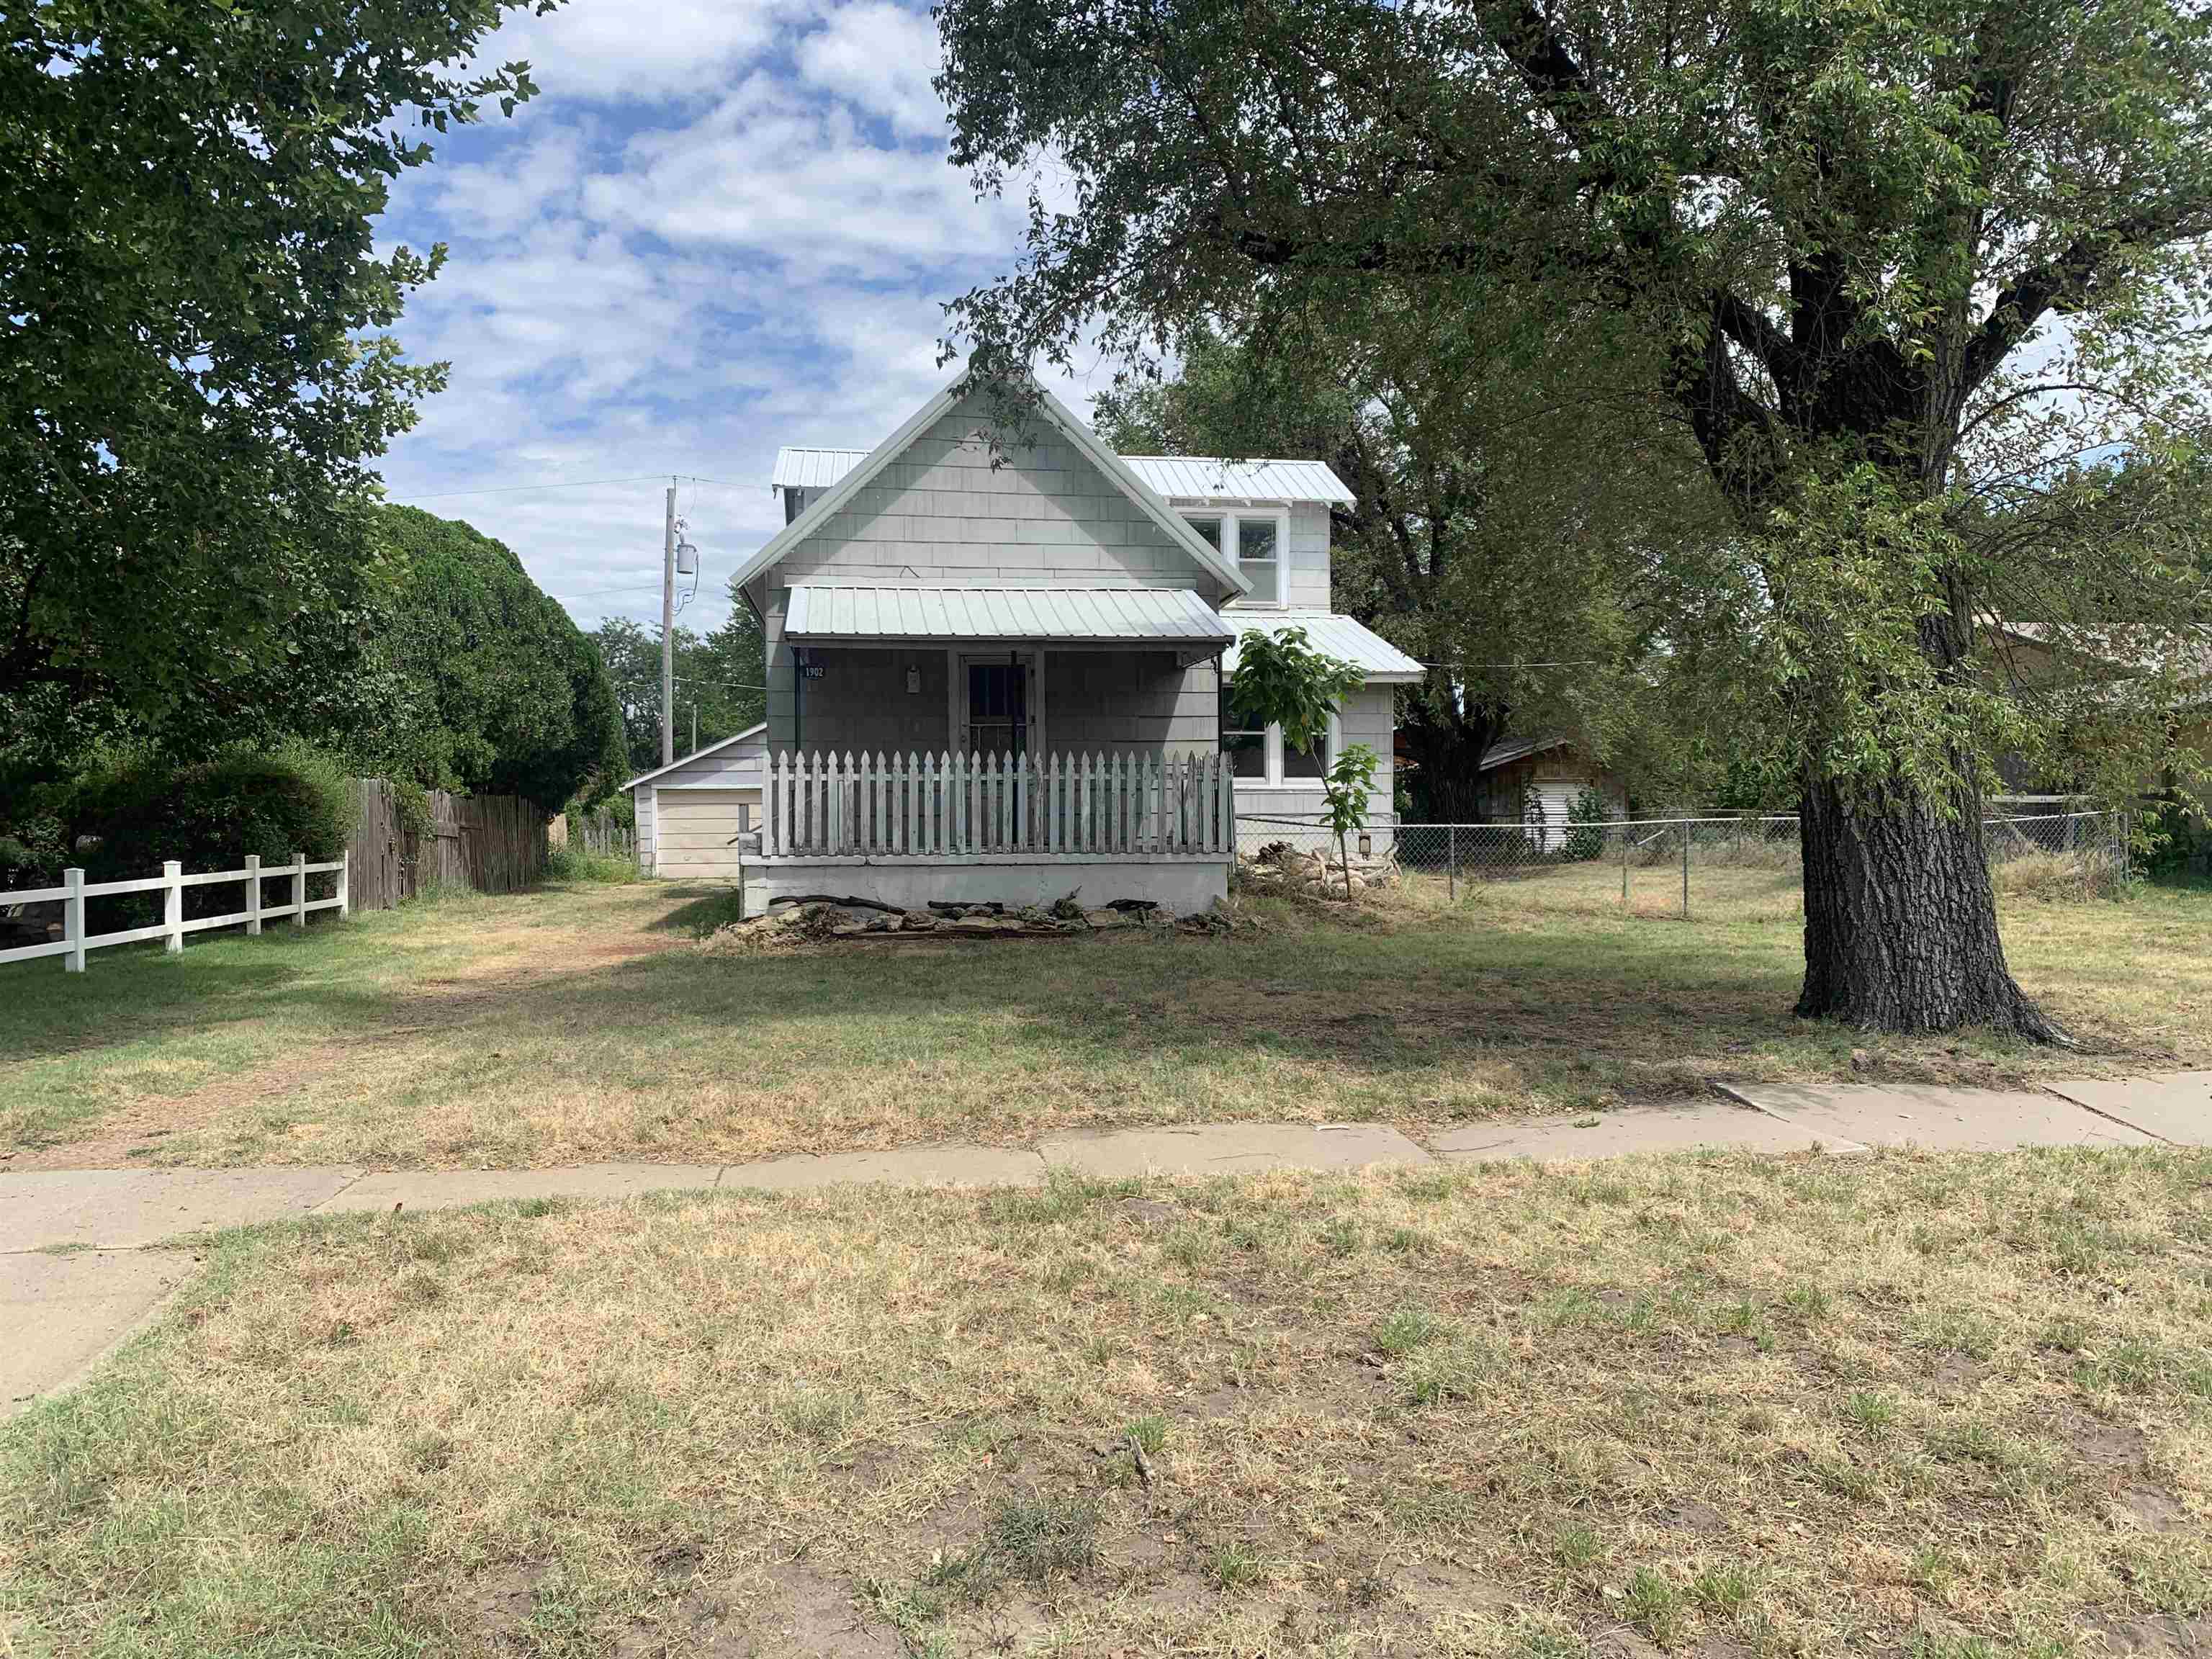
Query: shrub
xmin=70 ymin=742 xmax=354 ymax=923
xmin=543 ymin=844 xmax=638 ymax=884
xmin=1562 ymin=786 xmax=1612 ymax=861
xmin=2142 ymin=800 xmax=2211 ymax=881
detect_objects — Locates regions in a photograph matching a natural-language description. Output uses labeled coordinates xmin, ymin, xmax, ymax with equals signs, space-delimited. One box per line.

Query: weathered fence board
xmin=347 ymin=781 xmax=549 ymax=910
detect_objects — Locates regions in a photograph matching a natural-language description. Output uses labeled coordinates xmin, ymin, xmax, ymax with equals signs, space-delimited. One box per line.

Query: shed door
xmin=655 ymin=788 xmax=759 ymax=879
xmin=1527 ymin=783 xmax=1579 ymax=852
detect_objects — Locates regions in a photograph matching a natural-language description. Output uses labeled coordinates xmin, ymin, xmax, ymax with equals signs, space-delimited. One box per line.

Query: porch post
xmin=1032 ymin=646 xmax=1048 ymax=758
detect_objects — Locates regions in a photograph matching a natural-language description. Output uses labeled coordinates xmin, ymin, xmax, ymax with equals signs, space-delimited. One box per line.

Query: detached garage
xmin=624 ymin=724 xmax=766 ymax=878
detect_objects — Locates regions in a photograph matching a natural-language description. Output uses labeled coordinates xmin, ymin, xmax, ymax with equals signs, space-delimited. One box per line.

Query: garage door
xmin=1527 ymin=783 xmax=1581 ymax=851
xmin=655 ymin=788 xmax=759 ymax=878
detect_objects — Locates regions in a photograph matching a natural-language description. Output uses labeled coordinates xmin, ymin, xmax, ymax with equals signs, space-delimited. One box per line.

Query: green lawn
xmin=5 ymin=1148 xmax=2208 ymax=1656
xmin=1 ymin=873 xmax=2206 ymax=1171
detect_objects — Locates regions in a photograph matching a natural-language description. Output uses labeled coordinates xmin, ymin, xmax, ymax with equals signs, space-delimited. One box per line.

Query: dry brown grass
xmin=3 ymin=876 xmax=2206 ymax=1172
xmin=5 ymin=1148 xmax=2209 ymax=1656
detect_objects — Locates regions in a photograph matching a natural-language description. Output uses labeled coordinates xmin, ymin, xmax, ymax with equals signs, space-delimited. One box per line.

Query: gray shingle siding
xmin=774 ymin=396 xmax=1223 ymax=591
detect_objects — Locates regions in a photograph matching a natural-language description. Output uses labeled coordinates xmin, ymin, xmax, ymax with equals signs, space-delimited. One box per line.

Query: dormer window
xmin=1236 ymin=517 xmax=1280 ymax=603
xmin=1179 ymin=511 xmax=1284 ymax=606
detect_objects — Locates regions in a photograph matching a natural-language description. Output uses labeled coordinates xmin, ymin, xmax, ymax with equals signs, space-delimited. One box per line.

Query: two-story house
xmin=623 ymin=369 xmax=1421 ymax=912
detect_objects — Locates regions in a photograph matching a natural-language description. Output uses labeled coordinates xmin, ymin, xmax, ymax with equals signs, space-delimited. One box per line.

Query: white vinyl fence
xmin=0 ymin=851 xmax=349 ymax=973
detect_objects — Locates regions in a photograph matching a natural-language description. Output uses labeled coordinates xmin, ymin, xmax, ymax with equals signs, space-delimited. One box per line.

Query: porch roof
xmin=784 ymin=585 xmax=1233 ymax=646
xmin=1220 ymin=611 xmax=1427 ymax=684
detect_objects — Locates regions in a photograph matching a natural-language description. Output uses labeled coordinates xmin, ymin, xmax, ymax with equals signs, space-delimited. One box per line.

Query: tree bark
xmin=1401 ymin=685 xmax=1507 ymax=822
xmin=1796 ymin=770 xmax=2066 ymax=1040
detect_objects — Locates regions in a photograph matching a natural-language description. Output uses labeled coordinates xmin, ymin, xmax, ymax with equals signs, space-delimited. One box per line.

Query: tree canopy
xmin=0 ymin=0 xmax=551 ymax=714
xmin=935 ymin=0 xmax=2212 ymax=1035
xmin=1094 ymin=320 xmax=1723 ymax=818
xmin=595 ymin=580 xmax=768 ymax=778
xmin=367 ymin=507 xmax=628 ymax=809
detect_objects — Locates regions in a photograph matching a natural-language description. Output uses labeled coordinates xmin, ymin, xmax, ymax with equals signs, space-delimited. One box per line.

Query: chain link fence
xmin=1236 ymin=806 xmax=2133 ymax=918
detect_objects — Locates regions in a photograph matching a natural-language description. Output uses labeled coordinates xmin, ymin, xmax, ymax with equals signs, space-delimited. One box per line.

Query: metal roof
xmin=1476 ymin=735 xmax=1573 ymax=771
xmin=1118 ymin=457 xmax=1354 ymax=505
xmin=1220 ymin=612 xmax=1426 ymax=683
xmin=767 ymin=448 xmax=1353 ymax=505
xmin=785 ymin=585 xmax=1234 ymax=644
xmin=771 ymin=447 xmax=871 ymax=490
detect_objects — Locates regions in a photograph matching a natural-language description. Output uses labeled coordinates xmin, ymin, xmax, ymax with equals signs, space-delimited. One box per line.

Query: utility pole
xmin=660 ymin=480 xmax=677 ymax=767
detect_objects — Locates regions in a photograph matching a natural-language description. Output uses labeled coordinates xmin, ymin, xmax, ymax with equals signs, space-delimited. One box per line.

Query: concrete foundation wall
xmin=741 ymin=856 xmax=1227 ymax=916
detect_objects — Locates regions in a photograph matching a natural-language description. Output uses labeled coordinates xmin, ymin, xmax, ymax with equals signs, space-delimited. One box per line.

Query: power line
xmin=1419 ymin=660 xmax=1609 ymax=670
xmin=390 ymin=473 xmax=671 ymax=503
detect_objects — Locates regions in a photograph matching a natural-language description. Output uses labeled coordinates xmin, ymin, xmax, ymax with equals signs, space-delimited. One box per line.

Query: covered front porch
xmin=756 ymin=584 xmax=1238 ymax=912
xmin=748 ymin=747 xmax=1236 ymax=913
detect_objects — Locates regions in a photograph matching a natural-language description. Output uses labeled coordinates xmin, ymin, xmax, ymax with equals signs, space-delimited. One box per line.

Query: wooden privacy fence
xmin=348 ymin=781 xmax=549 ymax=911
xmin=0 ymin=853 xmax=347 ymax=973
xmin=567 ymin=808 xmax=637 ymax=860
xmin=765 ymin=750 xmax=1236 ymax=858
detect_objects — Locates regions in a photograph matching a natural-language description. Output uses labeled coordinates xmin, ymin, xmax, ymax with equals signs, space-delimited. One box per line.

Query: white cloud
xmin=796 ymin=2 xmax=948 ymax=138
xmin=372 ymin=1 xmax=1123 ymax=634
xmin=585 ymin=72 xmax=1020 ymax=281
xmin=480 ymin=0 xmax=793 ymax=103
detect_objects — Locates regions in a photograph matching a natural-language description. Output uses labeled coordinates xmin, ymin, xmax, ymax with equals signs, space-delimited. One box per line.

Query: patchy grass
xmin=1 ymin=874 xmax=2206 ymax=1170
xmin=4 ymin=1148 xmax=2209 ymax=1656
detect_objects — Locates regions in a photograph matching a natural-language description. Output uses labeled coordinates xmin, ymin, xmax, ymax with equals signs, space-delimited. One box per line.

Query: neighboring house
xmin=1986 ymin=621 xmax=2212 ymax=795
xmin=708 ymin=369 xmax=1419 ymax=912
xmin=623 ymin=724 xmax=766 ymax=879
xmin=1474 ymin=736 xmax=1629 ymax=848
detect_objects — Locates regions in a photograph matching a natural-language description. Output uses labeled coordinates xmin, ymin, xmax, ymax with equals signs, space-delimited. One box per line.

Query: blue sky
xmin=372 ymin=0 xmax=1094 ymax=634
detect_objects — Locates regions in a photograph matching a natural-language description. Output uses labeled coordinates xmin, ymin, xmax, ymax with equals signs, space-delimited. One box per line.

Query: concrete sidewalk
xmin=5 ymin=1072 xmax=2203 ymax=1416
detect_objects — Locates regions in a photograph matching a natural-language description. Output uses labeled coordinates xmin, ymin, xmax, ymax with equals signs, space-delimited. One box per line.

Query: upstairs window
xmin=1235 ymin=516 xmax=1280 ymax=603
xmin=1179 ymin=511 xmax=1285 ymax=605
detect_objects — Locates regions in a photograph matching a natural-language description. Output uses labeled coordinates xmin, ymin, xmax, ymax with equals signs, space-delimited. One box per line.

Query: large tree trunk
xmin=1796 ymin=770 xmax=2065 ymax=1040
xmin=1401 ymin=684 xmax=1506 ymax=822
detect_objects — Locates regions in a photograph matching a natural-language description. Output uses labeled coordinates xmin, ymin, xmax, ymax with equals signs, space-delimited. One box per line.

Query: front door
xmin=965 ymin=660 xmax=1028 ymax=756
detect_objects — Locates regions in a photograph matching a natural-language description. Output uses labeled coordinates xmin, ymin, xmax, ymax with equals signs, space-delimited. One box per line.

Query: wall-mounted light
xmin=906 ymin=666 xmax=921 ymax=694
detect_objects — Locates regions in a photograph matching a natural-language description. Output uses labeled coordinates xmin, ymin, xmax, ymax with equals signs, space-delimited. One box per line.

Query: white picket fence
xmin=0 ymin=851 xmax=349 ymax=973
xmin=765 ymin=750 xmax=1237 ymax=858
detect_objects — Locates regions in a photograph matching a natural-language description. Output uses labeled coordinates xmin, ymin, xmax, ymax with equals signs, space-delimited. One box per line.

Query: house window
xmin=1281 ymin=727 xmax=1327 ymax=779
xmin=1179 ymin=511 xmax=1285 ymax=606
xmin=1235 ymin=516 xmax=1280 ymax=603
xmin=1220 ymin=708 xmax=1336 ymax=786
xmin=1220 ymin=704 xmax=1268 ymax=779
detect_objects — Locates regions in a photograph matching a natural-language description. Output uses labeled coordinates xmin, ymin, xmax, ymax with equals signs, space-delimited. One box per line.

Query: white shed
xmin=624 ymin=724 xmax=767 ymax=878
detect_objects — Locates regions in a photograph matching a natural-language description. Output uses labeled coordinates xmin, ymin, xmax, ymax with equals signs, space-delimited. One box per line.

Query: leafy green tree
xmin=1095 ymin=320 xmax=1717 ymax=820
xmin=935 ymin=0 xmax=2212 ymax=1037
xmin=1231 ymin=626 xmax=1377 ymax=898
xmin=0 ymin=0 xmax=552 ymax=714
xmin=367 ymin=508 xmax=627 ymax=809
xmin=595 ymin=577 xmax=767 ymax=777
